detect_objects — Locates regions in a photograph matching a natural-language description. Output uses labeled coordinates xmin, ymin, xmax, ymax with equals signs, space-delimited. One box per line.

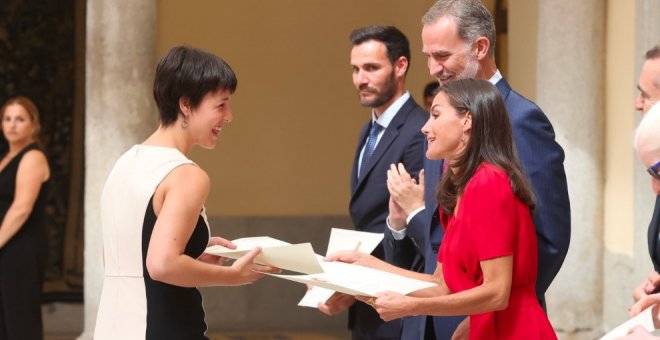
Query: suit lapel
xmin=425 ymin=155 xmax=442 ymax=210
xmin=495 ymin=77 xmax=512 ymax=101
xmin=353 ymin=97 xmax=415 ymax=192
xmin=650 ymin=196 xmax=660 ymax=271
xmin=351 ymin=122 xmax=371 ymax=191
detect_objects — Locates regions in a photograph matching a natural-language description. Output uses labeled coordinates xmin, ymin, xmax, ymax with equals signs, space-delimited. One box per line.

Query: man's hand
xmin=630 ymin=295 xmax=660 ymax=329
xmin=618 ymin=325 xmax=658 ymax=339
xmin=388 ymin=197 xmax=407 ymax=230
xmin=634 ymin=271 xmax=660 ymax=302
xmin=318 ymin=292 xmax=356 ymax=315
xmin=387 ymin=163 xmax=424 ymax=215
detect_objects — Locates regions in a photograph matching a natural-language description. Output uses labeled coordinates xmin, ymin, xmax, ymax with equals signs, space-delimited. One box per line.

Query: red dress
xmin=438 ymin=163 xmax=556 ymax=339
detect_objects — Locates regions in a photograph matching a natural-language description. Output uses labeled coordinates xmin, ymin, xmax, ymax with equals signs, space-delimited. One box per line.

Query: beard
xmin=358 ymin=70 xmax=397 ymax=108
xmin=457 ymin=52 xmax=479 ymax=80
xmin=435 ymin=48 xmax=480 ymax=84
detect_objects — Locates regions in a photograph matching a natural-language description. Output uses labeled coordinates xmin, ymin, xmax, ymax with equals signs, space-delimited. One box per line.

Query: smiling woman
xmin=326 ymin=79 xmax=556 ymax=339
xmin=93 ymin=46 xmax=279 ymax=340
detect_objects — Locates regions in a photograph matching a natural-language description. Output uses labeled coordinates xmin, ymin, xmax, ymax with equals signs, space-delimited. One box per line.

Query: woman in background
xmin=0 ymin=96 xmax=50 ymax=340
xmin=623 ymin=103 xmax=660 ymax=338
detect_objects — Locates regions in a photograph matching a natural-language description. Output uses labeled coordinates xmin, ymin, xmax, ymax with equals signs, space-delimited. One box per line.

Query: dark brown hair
xmin=645 ymin=45 xmax=660 ymax=60
xmin=153 ymin=46 xmax=237 ymax=127
xmin=349 ymin=25 xmax=411 ymax=76
xmin=436 ymin=79 xmax=535 ymax=215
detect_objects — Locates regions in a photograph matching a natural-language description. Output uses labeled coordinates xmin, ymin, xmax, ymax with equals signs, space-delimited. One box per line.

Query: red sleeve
xmin=460 ymin=166 xmax=517 ymax=261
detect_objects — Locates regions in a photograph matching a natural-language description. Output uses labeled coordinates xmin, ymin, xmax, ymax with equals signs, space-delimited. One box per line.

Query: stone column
xmin=80 ymin=1 xmax=156 ymax=339
xmin=535 ymin=1 xmax=605 ymax=339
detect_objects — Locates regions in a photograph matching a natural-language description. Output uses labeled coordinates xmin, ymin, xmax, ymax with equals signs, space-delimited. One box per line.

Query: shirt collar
xmin=488 ymin=69 xmax=502 ymax=85
xmin=371 ymin=91 xmax=411 ymax=128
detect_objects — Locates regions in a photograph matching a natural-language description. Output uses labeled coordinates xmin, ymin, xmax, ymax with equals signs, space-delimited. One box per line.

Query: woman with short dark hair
xmin=94 ymin=46 xmax=277 ymax=340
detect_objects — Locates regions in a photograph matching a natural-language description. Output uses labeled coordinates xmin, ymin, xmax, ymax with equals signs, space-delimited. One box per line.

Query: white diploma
xmin=296 ymin=228 xmax=435 ymax=308
xmin=204 ymin=236 xmax=324 ymax=274
xmin=599 ymin=305 xmax=655 ymax=340
xmin=325 ymin=228 xmax=384 ymax=257
xmin=274 ymin=260 xmax=435 ymax=297
xmin=298 ymin=228 xmax=384 ymax=307
xmin=204 ymin=233 xmax=434 ymax=308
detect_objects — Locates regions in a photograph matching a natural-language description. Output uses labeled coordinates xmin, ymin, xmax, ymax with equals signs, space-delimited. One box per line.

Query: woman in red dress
xmin=328 ymin=79 xmax=556 ymax=339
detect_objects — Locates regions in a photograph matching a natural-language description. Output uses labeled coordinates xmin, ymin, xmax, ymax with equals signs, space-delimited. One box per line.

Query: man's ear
xmin=473 ymin=36 xmax=490 ymax=61
xmin=178 ymin=97 xmax=192 ymax=117
xmin=394 ymin=56 xmax=409 ymax=78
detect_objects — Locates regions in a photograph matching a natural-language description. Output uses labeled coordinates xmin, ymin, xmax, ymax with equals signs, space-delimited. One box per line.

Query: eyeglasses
xmin=648 ymin=161 xmax=660 ymax=180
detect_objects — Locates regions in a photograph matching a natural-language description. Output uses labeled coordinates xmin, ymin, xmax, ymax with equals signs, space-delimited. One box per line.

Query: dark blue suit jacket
xmin=384 ymin=78 xmax=571 ymax=340
xmin=349 ymin=96 xmax=426 ymax=339
xmin=647 ymin=196 xmax=660 ymax=272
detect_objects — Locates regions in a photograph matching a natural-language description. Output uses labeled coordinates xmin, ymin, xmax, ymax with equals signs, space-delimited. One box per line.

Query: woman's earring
xmin=181 ymin=117 xmax=189 ymax=129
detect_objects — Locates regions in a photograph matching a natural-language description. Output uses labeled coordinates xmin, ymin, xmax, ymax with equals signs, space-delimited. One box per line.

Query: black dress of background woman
xmin=0 ymin=97 xmax=50 ymax=340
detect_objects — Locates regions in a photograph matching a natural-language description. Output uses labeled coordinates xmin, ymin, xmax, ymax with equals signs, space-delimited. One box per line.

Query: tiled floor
xmin=208 ymin=331 xmax=349 ymax=339
xmin=46 ymin=331 xmax=350 ymax=340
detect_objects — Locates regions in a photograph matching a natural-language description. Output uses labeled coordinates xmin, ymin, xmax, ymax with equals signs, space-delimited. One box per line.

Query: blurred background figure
xmin=0 ymin=96 xmax=51 ymax=340
xmin=625 ymin=102 xmax=660 ymax=339
xmin=422 ymin=81 xmax=440 ymax=112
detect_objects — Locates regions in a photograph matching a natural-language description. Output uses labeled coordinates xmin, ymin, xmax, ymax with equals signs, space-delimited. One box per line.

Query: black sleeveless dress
xmin=0 ymin=143 xmax=49 ymax=340
xmin=142 ymin=196 xmax=210 ymax=339
xmin=94 ymin=144 xmax=210 ymax=340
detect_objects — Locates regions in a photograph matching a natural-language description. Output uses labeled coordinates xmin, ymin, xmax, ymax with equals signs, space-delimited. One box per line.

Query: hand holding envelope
xmin=203 ymin=229 xmax=436 ymax=310
xmin=204 ymin=236 xmax=323 ymax=274
xmin=299 ymin=228 xmax=387 ymax=309
xmin=599 ymin=305 xmax=655 ymax=340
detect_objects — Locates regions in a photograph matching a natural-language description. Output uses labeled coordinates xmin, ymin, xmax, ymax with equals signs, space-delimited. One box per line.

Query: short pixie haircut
xmin=153 ymin=46 xmax=237 ymax=126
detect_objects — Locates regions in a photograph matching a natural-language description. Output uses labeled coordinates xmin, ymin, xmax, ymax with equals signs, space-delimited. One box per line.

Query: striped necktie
xmin=359 ymin=122 xmax=383 ymax=177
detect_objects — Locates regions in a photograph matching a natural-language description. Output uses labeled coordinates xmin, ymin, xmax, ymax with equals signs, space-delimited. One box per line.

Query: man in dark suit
xmin=629 ymin=46 xmax=660 ymax=326
xmin=383 ymin=1 xmax=571 ymax=339
xmin=317 ymin=25 xmax=426 ymax=339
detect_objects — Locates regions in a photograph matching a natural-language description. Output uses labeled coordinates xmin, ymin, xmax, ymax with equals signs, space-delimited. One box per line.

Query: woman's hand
xmin=357 ymin=291 xmax=415 ymax=321
xmin=324 ymin=250 xmax=381 ymax=269
xmin=229 ymin=247 xmax=280 ymax=285
xmin=198 ymin=236 xmax=235 ymax=265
